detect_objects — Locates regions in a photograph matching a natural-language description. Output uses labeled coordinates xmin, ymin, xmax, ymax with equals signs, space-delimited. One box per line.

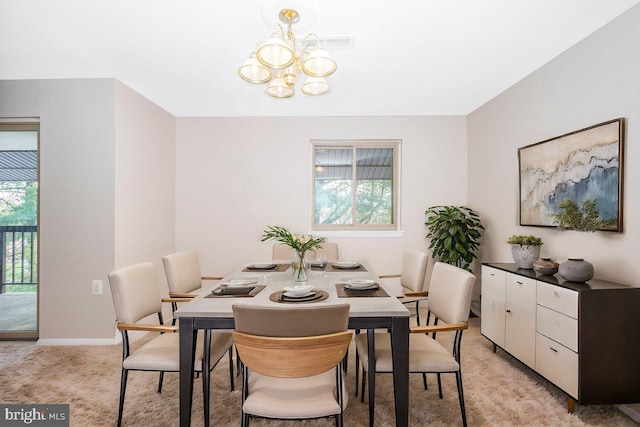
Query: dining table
xmin=175 ymin=260 xmax=410 ymax=427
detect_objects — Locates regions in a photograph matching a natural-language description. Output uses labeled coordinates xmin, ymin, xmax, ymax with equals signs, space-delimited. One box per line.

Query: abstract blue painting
xmin=518 ymin=118 xmax=624 ymax=232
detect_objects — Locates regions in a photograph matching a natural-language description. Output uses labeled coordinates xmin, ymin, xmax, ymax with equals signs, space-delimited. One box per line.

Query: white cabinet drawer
xmin=537 ymin=281 xmax=578 ymax=319
xmin=536 ymin=305 xmax=578 ymax=352
xmin=536 ymin=333 xmax=578 ymax=399
xmin=482 ymin=266 xmax=505 ymax=297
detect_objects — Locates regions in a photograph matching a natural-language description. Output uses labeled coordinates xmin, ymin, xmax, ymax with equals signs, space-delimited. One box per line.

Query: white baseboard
xmin=36 ymin=338 xmax=116 ymax=346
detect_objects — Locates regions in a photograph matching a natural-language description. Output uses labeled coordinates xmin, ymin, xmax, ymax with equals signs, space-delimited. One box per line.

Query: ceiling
xmin=1 ymin=0 xmax=639 ymax=117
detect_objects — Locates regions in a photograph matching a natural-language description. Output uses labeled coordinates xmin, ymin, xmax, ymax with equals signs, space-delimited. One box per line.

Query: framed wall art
xmin=518 ymin=118 xmax=624 ymax=232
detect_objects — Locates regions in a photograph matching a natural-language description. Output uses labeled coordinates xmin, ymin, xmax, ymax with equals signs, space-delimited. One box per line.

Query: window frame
xmin=311 ymin=139 xmax=400 ymax=232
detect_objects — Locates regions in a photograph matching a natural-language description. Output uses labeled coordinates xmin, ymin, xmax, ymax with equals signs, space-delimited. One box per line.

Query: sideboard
xmin=481 ymin=263 xmax=640 ymax=412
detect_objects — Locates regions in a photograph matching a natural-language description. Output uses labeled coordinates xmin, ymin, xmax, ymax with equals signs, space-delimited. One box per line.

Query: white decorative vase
xmin=510 ymin=245 xmax=541 ymax=269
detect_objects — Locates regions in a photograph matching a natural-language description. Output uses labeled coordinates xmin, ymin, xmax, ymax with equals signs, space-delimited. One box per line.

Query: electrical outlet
xmin=92 ymin=280 xmax=103 ymax=295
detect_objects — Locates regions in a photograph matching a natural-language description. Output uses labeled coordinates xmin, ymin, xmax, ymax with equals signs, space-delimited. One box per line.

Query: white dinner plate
xmin=345 ymin=284 xmax=379 ymax=291
xmin=248 ymin=262 xmax=276 ymax=269
xmin=333 ymin=261 xmax=359 ymax=269
xmin=284 ymin=291 xmax=316 ymax=298
xmin=283 ymin=285 xmax=314 ymax=296
xmin=225 ymin=279 xmax=258 ymax=287
xmin=348 ymin=279 xmax=376 ymax=288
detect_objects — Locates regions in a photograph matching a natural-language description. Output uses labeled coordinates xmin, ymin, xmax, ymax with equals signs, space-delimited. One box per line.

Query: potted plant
xmin=424 ymin=205 xmax=484 ymax=272
xmin=506 ymin=234 xmax=543 ymax=269
xmin=261 ymin=225 xmax=325 ymax=282
xmin=551 ymin=199 xmax=602 ymax=232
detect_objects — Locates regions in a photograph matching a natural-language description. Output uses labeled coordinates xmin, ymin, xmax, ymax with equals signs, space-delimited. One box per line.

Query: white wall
xmin=0 ymin=79 xmax=117 ymax=340
xmin=0 ymin=79 xmax=177 ymax=341
xmin=175 ymin=116 xmax=468 ymax=278
xmin=115 ymin=81 xmax=176 ymax=297
xmin=467 ymin=4 xmax=640 ymax=286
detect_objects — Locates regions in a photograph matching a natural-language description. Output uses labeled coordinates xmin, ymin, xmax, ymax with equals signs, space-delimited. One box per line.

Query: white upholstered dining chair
xmin=108 ymin=262 xmax=234 ymax=427
xmin=162 ymin=250 xmax=223 ymax=322
xmin=232 ymin=304 xmax=352 ymax=427
xmin=379 ymin=249 xmax=430 ymax=324
xmin=355 ymin=262 xmax=475 ymax=427
xmin=162 ymin=249 xmax=221 ymax=297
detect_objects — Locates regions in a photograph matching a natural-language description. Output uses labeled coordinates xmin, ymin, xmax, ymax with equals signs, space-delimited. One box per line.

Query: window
xmin=312 ymin=140 xmax=399 ymax=231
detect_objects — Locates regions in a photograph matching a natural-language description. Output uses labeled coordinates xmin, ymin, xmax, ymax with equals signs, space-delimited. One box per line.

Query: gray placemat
xmin=335 ymin=283 xmax=388 ymax=297
xmin=309 ymin=262 xmax=327 ymax=271
xmin=206 ymin=285 xmax=266 ymax=298
xmin=269 ymin=289 xmax=329 ymax=304
xmin=242 ymin=263 xmax=290 ymax=272
xmin=326 ymin=263 xmax=368 ymax=273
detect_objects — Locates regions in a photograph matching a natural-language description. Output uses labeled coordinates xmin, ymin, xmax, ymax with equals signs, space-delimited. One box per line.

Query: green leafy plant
xmin=506 ymin=234 xmax=543 ymax=246
xmin=425 ymin=206 xmax=484 ymax=272
xmin=261 ymin=226 xmax=326 ymax=252
xmin=551 ymin=199 xmax=602 ymax=232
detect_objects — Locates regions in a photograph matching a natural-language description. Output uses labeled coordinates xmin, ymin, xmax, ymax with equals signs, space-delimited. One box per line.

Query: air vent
xmin=302 ymin=35 xmax=356 ymax=51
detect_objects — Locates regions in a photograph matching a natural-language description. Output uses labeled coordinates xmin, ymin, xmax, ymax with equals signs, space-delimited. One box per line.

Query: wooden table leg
xmin=391 ymin=316 xmax=410 ymax=427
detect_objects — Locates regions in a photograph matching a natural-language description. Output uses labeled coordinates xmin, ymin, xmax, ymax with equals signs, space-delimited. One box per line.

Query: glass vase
xmin=292 ymin=250 xmax=309 ymax=282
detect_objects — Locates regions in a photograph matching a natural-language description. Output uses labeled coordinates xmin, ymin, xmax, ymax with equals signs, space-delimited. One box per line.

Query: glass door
xmin=0 ymin=123 xmax=39 ymax=340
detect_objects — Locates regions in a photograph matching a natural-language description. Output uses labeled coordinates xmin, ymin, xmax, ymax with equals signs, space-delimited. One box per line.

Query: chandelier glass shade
xmin=238 ymin=8 xmax=337 ymax=98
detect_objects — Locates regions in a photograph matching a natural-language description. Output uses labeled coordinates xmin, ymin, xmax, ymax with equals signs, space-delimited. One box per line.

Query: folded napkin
xmin=213 ymin=285 xmax=256 ymax=295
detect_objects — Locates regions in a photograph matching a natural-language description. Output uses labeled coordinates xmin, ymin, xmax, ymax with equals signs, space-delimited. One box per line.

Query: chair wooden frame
xmin=357 ymin=320 xmax=469 ymax=427
xmin=233 ymin=330 xmax=352 ymax=427
xmin=356 ymin=261 xmax=474 ymax=427
xmin=115 ymin=311 xmax=234 ymax=427
xmin=110 ymin=262 xmax=233 ymax=427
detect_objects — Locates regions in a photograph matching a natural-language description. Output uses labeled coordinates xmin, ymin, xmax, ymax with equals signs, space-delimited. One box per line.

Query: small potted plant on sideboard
xmin=506 ymin=234 xmax=543 ymax=269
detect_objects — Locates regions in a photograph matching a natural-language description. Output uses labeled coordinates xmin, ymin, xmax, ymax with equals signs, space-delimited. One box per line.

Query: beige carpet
xmin=0 ymin=318 xmax=637 ymax=426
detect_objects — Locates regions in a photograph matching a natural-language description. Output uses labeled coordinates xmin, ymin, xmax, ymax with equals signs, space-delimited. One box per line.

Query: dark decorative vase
xmin=533 ymin=258 xmax=559 ymax=276
xmin=559 ymin=258 xmax=594 ymax=282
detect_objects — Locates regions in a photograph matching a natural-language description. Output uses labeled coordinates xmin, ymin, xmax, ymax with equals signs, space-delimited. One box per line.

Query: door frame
xmin=0 ymin=121 xmax=40 ymax=340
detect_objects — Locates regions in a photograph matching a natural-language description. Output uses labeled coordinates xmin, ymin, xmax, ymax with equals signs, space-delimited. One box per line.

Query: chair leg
xmin=343 ymin=348 xmax=349 ymax=373
xmin=361 ymin=367 xmax=366 ymax=403
xmin=455 ymin=371 xmax=468 ymax=427
xmin=203 ymin=330 xmax=211 ymax=427
xmin=236 ymin=345 xmax=242 ymax=377
xmin=415 ymin=301 xmax=420 ymax=326
xmin=437 ymin=373 xmax=443 ymax=399
xmin=422 ymin=373 xmax=428 ymax=390
xmin=117 ymin=368 xmax=128 ymax=427
xmin=241 ymin=364 xmax=250 ymax=427
xmin=354 ymin=348 xmax=360 ymax=396
xmin=367 ymin=329 xmax=375 ymax=427
xmin=228 ymin=346 xmax=235 ymax=391
xmin=336 ymin=366 xmax=344 ymax=427
xmin=157 ymin=371 xmax=164 ymax=393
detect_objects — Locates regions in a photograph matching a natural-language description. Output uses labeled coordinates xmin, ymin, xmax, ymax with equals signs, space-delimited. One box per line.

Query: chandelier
xmin=238 ymin=7 xmax=337 ymax=98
